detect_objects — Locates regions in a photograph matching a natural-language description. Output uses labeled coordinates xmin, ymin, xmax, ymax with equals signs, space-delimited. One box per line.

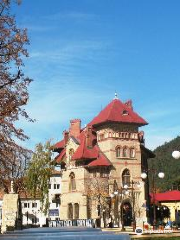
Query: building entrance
xmin=122 ymin=202 xmax=132 ymax=226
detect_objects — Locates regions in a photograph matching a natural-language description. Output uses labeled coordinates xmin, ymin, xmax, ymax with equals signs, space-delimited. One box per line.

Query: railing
xmin=48 ymin=219 xmax=95 ymax=228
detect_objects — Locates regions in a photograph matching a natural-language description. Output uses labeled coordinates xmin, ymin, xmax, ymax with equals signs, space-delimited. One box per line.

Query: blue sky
xmin=13 ymin=0 xmax=180 ymax=150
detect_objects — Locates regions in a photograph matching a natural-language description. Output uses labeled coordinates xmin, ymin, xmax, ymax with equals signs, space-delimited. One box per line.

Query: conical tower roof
xmin=89 ymin=98 xmax=147 ymax=127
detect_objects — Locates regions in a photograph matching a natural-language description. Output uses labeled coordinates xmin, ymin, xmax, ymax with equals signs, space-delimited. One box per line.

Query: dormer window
xmin=122 ymin=110 xmax=129 ymax=116
xmin=69 ymin=148 xmax=74 ymax=160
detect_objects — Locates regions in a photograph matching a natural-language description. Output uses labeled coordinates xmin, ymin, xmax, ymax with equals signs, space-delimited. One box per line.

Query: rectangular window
xmin=32 ymin=202 xmax=37 ymax=208
xmin=54 ymin=184 xmax=60 ymax=189
xmin=49 ymin=184 xmax=51 ymax=189
xmin=24 ymin=203 xmax=30 ymax=208
xmin=32 ymin=217 xmax=38 ymax=224
xmin=68 ymin=203 xmax=73 ymax=219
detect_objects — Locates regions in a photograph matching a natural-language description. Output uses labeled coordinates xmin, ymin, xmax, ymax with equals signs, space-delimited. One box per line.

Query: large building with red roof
xmin=54 ymin=95 xmax=154 ymax=227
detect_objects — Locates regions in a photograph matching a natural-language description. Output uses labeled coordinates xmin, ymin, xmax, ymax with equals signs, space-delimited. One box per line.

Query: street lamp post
xmin=26 ymin=211 xmax=29 ymax=226
xmin=141 ymin=170 xmax=165 ymax=229
xmin=110 ymin=187 xmax=125 ymax=230
xmin=111 ymin=181 xmax=141 ymax=231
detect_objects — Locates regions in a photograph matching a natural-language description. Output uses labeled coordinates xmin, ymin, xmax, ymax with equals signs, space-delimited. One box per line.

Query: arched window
xmin=68 ymin=203 xmax=73 ymax=219
xmin=69 ymin=172 xmax=76 ymax=191
xmin=130 ymin=148 xmax=135 ymax=158
xmin=116 ymin=147 xmax=121 ymax=158
xmin=69 ymin=149 xmax=74 ymax=160
xmin=122 ymin=169 xmax=130 ymax=187
xmin=122 ymin=146 xmax=128 ymax=158
xmin=74 ymin=203 xmax=79 ymax=219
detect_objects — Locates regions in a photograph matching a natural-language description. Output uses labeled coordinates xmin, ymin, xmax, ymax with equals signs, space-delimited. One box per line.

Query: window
xmin=122 ymin=147 xmax=128 ymax=158
xmin=69 ymin=172 xmax=76 ymax=191
xmin=122 ymin=169 xmax=130 ymax=187
xmin=24 ymin=202 xmax=30 ymax=208
xmin=100 ymin=169 xmax=109 ymax=178
xmin=99 ymin=134 xmax=104 ymax=141
xmin=130 ymin=148 xmax=135 ymax=158
xmin=69 ymin=149 xmax=74 ymax=160
xmin=122 ymin=110 xmax=129 ymax=115
xmin=116 ymin=147 xmax=121 ymax=157
xmin=32 ymin=217 xmax=39 ymax=224
xmin=54 ymin=184 xmax=60 ymax=189
xmin=68 ymin=203 xmax=73 ymax=219
xmin=32 ymin=202 xmax=37 ymax=208
xmin=74 ymin=203 xmax=79 ymax=219
xmin=49 ymin=184 xmax=51 ymax=189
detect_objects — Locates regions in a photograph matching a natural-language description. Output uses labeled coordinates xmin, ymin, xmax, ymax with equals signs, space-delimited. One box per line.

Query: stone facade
xmin=55 ymin=97 xmax=154 ymax=227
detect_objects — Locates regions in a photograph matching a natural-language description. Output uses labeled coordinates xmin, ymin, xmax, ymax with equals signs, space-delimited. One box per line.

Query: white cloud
xmin=43 ymin=11 xmax=97 ymax=22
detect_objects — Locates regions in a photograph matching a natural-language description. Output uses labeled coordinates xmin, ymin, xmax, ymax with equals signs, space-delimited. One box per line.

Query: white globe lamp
xmin=110 ymin=193 xmax=114 ymax=198
xmin=141 ymin=172 xmax=147 ymax=179
xmin=172 ymin=151 xmax=180 ymax=159
xmin=158 ymin=172 xmax=165 ymax=179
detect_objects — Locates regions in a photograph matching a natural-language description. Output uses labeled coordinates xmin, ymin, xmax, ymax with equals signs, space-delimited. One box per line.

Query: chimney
xmin=86 ymin=125 xmax=93 ymax=148
xmin=69 ymin=119 xmax=81 ymax=138
xmin=63 ymin=130 xmax=69 ymax=144
xmin=124 ymin=100 xmax=133 ymax=110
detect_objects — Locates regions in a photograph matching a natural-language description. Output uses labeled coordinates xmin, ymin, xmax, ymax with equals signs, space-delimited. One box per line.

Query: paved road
xmin=0 ymin=227 xmax=130 ymax=240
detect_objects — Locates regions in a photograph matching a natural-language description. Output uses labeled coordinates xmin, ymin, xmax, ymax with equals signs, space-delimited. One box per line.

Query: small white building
xmin=21 ymin=197 xmax=46 ymax=227
xmin=48 ymin=169 xmax=62 ymax=221
xmin=0 ymin=169 xmax=62 ymax=228
xmin=21 ymin=168 xmax=62 ymax=226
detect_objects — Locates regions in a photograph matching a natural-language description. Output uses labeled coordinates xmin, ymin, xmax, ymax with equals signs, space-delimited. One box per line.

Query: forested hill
xmin=148 ymin=136 xmax=180 ymax=192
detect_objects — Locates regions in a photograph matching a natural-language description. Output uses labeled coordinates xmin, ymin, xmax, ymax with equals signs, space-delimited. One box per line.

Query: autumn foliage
xmin=0 ymin=0 xmax=32 ymax=187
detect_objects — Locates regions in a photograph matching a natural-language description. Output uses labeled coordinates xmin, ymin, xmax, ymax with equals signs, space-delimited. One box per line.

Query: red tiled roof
xmin=56 ymin=148 xmax=66 ymax=163
xmin=150 ymin=190 xmax=180 ymax=202
xmin=71 ymin=130 xmax=111 ymax=166
xmin=72 ymin=131 xmax=98 ymax=160
xmin=88 ymin=153 xmax=111 ymax=167
xmin=54 ymin=139 xmax=65 ymax=149
xmin=89 ymin=99 xmax=147 ymax=127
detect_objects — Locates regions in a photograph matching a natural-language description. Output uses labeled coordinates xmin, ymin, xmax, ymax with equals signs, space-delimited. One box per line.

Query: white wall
xmin=48 ymin=173 xmax=61 ymax=220
xmin=21 ymin=199 xmax=46 ymax=227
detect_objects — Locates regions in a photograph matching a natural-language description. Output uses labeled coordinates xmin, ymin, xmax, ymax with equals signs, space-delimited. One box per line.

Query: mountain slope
xmin=148 ymin=136 xmax=180 ymax=192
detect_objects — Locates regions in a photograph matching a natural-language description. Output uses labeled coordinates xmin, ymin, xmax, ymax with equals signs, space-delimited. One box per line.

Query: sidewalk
xmin=102 ymin=227 xmax=180 ymax=238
